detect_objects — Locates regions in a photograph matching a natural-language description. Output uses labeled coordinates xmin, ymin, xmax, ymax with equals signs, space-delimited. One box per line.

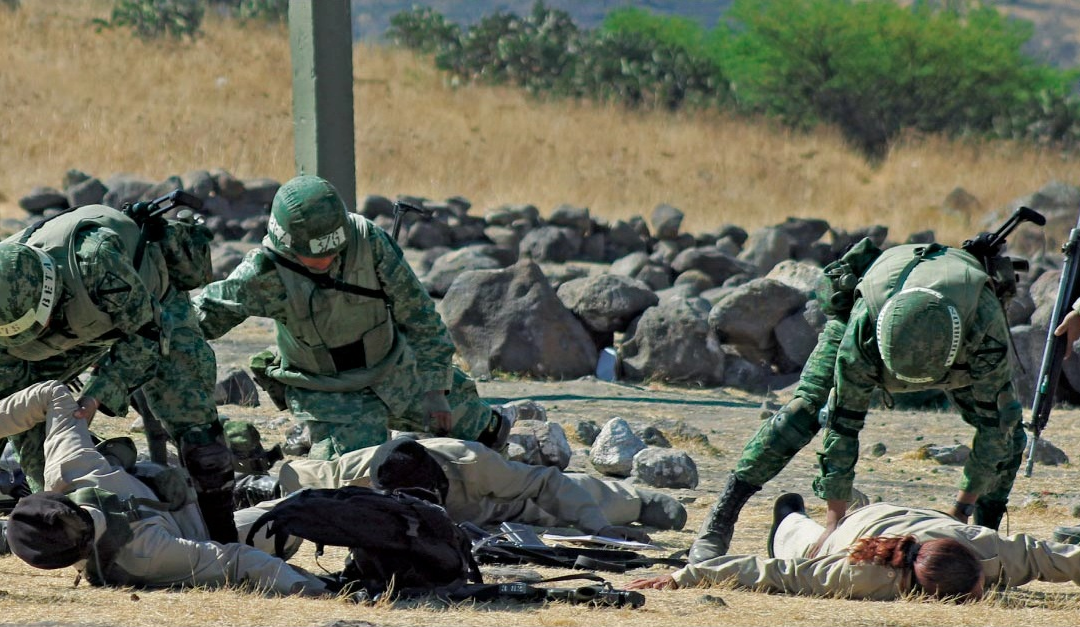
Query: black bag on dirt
xmin=245 ymin=486 xmax=482 ymax=596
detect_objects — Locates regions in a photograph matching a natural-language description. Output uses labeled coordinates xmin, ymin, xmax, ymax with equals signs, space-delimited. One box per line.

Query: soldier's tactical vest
xmin=263 ymin=214 xmax=400 ymax=392
xmin=855 ymin=244 xmax=992 ymax=391
xmin=3 ymin=205 xmax=168 ymax=362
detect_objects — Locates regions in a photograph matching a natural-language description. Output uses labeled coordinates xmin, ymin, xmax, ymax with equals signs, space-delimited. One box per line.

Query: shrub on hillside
xmin=387 ymin=0 xmax=1080 ymax=160
xmin=723 ymin=0 xmax=1080 ymax=158
xmin=94 ymin=0 xmax=204 ymax=40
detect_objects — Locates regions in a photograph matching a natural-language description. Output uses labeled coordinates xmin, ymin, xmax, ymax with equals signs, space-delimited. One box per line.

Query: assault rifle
xmin=1025 ymin=211 xmax=1080 ymax=477
xmin=122 ymin=189 xmax=204 ymax=270
xmin=390 ymin=200 xmax=434 ymax=242
xmin=961 ymin=206 xmax=1046 ymax=302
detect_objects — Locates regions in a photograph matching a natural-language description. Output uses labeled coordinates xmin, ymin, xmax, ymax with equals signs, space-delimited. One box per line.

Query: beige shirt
xmin=673 ymin=503 xmax=1080 ymax=599
xmin=277 ymin=437 xmax=640 ymax=533
xmin=1 ymin=381 xmax=319 ymax=595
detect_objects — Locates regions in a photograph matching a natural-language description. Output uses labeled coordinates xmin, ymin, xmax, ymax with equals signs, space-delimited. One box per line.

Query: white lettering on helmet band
xmin=309 ymin=226 xmax=346 ymax=255
xmin=267 ymin=215 xmax=292 ymax=248
xmin=0 ymin=245 xmax=56 ymax=337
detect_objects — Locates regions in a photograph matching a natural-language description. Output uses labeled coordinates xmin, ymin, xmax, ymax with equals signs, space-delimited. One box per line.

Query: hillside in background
xmin=2 ymin=1 xmax=1078 ymax=247
xmin=351 ymin=0 xmax=1080 ymax=70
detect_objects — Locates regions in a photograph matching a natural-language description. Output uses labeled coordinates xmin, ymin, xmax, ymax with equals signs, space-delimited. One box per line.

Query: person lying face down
xmin=630 ymin=493 xmax=1080 ymax=601
xmin=245 ymin=435 xmax=688 ymax=543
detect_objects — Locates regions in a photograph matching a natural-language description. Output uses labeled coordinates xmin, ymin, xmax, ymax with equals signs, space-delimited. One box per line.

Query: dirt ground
xmin=5 ymin=317 xmax=1080 ymax=627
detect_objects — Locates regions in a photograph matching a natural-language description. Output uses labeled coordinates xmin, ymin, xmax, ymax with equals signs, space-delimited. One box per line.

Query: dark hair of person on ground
xmin=848 ymin=535 xmax=984 ymax=602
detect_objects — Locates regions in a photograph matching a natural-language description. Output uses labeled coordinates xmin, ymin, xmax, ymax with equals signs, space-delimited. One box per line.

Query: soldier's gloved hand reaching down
xmin=422 ymin=390 xmax=453 ymax=435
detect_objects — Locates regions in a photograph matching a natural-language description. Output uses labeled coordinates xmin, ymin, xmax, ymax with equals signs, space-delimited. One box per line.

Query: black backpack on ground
xmin=245 ymin=486 xmax=482 ymax=596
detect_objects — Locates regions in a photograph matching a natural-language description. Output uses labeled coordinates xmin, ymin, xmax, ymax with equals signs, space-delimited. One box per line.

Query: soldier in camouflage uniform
xmin=192 ymin=175 xmax=509 ymax=460
xmin=689 ymin=241 xmax=1025 ymax=564
xmin=0 ymin=206 xmax=238 ymax=543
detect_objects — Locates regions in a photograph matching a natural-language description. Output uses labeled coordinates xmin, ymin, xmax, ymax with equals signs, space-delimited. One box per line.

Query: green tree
xmin=723 ymin=0 xmax=1078 ymax=158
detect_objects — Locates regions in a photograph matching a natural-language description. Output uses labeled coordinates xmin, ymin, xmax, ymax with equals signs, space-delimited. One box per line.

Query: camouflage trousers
xmin=734 ymin=318 xmax=845 ymax=487
xmin=291 ymin=366 xmax=495 ymax=461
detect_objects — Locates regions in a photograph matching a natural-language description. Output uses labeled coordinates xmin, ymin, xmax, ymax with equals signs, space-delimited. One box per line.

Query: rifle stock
xmin=1025 ymin=215 xmax=1080 ymax=477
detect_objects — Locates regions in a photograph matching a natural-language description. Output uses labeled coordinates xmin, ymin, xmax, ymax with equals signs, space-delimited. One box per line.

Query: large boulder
xmin=422 ymin=246 xmax=504 ymax=297
xmin=619 ymin=297 xmax=725 ymax=386
xmin=519 ymin=225 xmax=583 ymax=263
xmin=738 ymin=226 xmax=794 ymax=274
xmin=556 ymin=274 xmax=658 ymax=335
xmin=708 ymin=278 xmax=807 ymax=362
xmin=670 ymin=247 xmax=756 ymax=286
xmin=439 ymin=260 xmax=598 ymax=378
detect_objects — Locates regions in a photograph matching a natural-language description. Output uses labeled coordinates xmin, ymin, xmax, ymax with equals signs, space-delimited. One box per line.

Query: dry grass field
xmin=5 ymin=2 xmax=1080 ymax=626
xmin=1 ymin=1 xmax=1078 ymax=246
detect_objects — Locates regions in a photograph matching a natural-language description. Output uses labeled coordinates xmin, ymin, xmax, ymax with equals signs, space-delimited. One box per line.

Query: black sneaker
xmin=767 ymin=493 xmax=806 ymax=558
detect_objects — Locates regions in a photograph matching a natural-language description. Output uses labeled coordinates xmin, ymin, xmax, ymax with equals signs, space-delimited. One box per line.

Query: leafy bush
xmin=723 ymin=0 xmax=1080 ymax=157
xmin=387 ymin=0 xmax=1080 ymax=159
xmin=232 ymin=0 xmax=289 ymax=24
xmin=387 ymin=6 xmax=461 ymax=55
xmin=94 ymin=0 xmax=204 ymax=40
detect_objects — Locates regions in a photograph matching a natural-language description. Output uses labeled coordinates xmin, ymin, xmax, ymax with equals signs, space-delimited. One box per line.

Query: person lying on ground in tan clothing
xmin=630 ymin=493 xmax=1080 ymax=601
xmin=236 ymin=436 xmax=687 ymax=543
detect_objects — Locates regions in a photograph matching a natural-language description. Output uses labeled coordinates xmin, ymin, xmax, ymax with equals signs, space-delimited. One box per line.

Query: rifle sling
xmin=263 ymin=247 xmax=388 ymax=300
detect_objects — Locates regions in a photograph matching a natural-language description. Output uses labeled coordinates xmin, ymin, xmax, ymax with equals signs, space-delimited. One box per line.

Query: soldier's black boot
xmin=688 ymin=473 xmax=761 ymax=564
xmin=233 ymin=473 xmax=280 ymax=510
xmin=974 ymin=497 xmax=1008 ymax=530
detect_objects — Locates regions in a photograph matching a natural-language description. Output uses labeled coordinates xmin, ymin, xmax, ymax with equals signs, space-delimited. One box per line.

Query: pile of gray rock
xmin=14 ymin=170 xmax=1080 ymax=407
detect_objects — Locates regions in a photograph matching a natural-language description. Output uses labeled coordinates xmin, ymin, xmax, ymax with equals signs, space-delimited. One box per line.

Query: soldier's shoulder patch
xmin=94 ymin=271 xmax=134 ymax=310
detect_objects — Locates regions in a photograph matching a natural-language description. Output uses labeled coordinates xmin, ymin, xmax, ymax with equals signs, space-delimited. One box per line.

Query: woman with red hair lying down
xmin=630 ymin=493 xmax=1080 ymax=601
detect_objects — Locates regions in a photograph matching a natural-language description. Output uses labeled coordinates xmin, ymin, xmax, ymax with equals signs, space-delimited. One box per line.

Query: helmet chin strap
xmin=0 ymin=244 xmax=57 ymax=338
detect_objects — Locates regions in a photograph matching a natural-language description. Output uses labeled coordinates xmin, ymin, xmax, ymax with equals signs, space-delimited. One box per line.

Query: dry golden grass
xmin=2 ymin=1 xmax=1078 ymax=247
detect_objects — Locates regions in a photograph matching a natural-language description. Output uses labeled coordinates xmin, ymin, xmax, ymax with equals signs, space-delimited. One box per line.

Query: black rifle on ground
xmin=1025 ymin=211 xmax=1080 ymax=477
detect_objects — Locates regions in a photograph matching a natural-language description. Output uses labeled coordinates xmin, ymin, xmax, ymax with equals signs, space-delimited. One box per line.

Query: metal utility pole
xmin=288 ymin=0 xmax=357 ymax=210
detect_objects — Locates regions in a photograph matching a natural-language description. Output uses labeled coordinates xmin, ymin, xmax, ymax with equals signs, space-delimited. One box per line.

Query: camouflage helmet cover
xmin=876 ymin=287 xmax=963 ymax=384
xmin=0 ymin=242 xmax=61 ymax=348
xmin=266 ymin=175 xmax=349 ymax=258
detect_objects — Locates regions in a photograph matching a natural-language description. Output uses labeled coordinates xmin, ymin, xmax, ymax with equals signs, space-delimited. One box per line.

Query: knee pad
xmin=764 ymin=398 xmax=821 ymax=454
xmin=181 ymin=441 xmax=235 ymax=493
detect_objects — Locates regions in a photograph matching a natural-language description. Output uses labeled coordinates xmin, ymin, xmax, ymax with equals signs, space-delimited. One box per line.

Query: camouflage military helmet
xmin=0 ymin=242 xmax=61 ymax=348
xmin=266 ymin=175 xmax=349 ymax=258
xmin=161 ymin=210 xmax=214 ymax=291
xmin=877 ymin=287 xmax=963 ymax=384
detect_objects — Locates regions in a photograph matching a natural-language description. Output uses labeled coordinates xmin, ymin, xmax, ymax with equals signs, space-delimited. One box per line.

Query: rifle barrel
xmin=1025 ymin=218 xmax=1080 ymax=477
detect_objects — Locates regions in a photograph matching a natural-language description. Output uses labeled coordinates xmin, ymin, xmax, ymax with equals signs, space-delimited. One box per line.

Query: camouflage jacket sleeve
xmin=369 ymin=225 xmax=455 ymax=392
xmin=947 ymin=289 xmax=1022 ymax=497
xmin=814 ymin=300 xmax=880 ymax=501
xmin=192 ymin=248 xmax=291 ymax=340
xmin=77 ymin=229 xmax=162 ymax=415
